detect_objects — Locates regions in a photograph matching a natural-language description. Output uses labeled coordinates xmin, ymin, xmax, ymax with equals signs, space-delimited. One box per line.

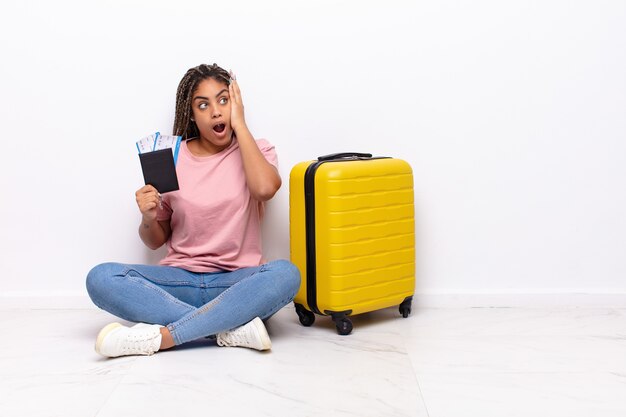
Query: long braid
xmin=173 ymin=64 xmax=231 ymax=139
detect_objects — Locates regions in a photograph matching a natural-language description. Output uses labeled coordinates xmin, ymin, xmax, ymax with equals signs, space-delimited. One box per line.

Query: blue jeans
xmin=86 ymin=259 xmax=301 ymax=346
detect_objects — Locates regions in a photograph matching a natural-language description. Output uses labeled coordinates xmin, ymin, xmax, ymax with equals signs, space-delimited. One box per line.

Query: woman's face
xmin=191 ymin=77 xmax=233 ymax=153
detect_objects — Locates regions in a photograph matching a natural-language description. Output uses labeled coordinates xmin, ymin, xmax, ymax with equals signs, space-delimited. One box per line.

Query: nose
xmin=211 ymin=104 xmax=221 ymax=118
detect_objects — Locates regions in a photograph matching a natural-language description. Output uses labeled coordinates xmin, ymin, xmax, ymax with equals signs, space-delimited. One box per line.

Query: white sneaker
xmin=95 ymin=322 xmax=163 ymax=358
xmin=216 ymin=317 xmax=272 ymax=351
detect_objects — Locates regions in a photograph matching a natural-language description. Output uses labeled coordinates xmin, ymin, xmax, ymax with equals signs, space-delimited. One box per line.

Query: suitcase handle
xmin=317 ymin=152 xmax=373 ymax=161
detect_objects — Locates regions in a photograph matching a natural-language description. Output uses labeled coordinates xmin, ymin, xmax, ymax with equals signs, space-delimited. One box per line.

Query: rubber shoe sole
xmin=252 ymin=318 xmax=272 ymax=351
xmin=95 ymin=322 xmax=122 ymax=355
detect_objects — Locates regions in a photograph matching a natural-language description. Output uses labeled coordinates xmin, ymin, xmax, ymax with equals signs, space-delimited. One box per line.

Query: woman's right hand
xmin=135 ymin=185 xmax=161 ymax=221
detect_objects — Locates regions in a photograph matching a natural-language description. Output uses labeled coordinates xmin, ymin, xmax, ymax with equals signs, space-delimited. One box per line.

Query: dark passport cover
xmin=139 ymin=149 xmax=179 ymax=193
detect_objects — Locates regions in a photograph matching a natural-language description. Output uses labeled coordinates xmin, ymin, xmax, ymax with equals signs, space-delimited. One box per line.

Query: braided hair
xmin=173 ymin=63 xmax=231 ymax=139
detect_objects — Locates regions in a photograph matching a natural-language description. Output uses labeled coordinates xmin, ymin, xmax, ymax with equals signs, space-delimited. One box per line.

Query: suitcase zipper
xmin=304 ymin=161 xmax=324 ymax=315
xmin=303 ymin=154 xmax=390 ymax=316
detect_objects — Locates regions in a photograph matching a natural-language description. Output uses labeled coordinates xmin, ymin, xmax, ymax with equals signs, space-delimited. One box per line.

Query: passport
xmin=138 ymin=148 xmax=179 ymax=193
xmin=136 ymin=132 xmax=181 ymax=193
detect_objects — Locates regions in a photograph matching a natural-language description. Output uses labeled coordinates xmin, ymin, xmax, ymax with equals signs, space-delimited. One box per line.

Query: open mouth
xmin=213 ymin=123 xmax=226 ymax=133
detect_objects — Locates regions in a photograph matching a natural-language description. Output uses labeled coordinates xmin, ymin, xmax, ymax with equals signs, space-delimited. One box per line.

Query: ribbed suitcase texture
xmin=289 ymin=153 xmax=415 ymax=334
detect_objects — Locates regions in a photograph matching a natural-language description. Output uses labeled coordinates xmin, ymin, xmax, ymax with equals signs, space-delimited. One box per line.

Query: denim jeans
xmin=86 ymin=259 xmax=301 ymax=346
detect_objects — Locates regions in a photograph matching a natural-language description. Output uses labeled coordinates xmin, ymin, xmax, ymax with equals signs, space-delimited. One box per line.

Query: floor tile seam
xmin=412 ymin=370 xmax=624 ymax=375
xmin=401 ymin=336 xmax=431 ymax=417
xmin=93 ymin=357 xmax=141 ymax=417
xmin=403 ymin=334 xmax=626 ymax=339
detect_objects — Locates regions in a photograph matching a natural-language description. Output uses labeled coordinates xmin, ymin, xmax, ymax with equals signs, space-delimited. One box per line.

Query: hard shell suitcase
xmin=290 ymin=152 xmax=415 ymax=335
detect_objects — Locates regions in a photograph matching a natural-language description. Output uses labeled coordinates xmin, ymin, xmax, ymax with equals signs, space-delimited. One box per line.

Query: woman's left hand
xmin=229 ymin=72 xmax=246 ymax=133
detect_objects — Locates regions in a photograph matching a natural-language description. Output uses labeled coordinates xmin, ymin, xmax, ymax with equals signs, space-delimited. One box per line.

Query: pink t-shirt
xmin=156 ymin=138 xmax=278 ymax=272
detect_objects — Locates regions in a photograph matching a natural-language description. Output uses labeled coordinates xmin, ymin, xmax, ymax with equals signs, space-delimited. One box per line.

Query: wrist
xmin=233 ymin=124 xmax=254 ymax=143
xmin=231 ymin=120 xmax=248 ymax=135
xmin=142 ymin=215 xmax=158 ymax=224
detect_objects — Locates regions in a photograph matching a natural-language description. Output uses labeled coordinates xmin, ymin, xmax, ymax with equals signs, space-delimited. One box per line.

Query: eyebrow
xmin=193 ymin=89 xmax=229 ymax=101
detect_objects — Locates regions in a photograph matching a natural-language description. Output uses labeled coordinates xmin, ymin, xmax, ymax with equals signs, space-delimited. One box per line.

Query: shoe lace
xmin=218 ymin=327 xmax=252 ymax=347
xmin=121 ymin=331 xmax=159 ymax=354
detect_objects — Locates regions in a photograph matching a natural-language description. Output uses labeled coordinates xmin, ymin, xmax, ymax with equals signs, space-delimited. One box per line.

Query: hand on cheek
xmin=229 ymin=73 xmax=246 ymax=132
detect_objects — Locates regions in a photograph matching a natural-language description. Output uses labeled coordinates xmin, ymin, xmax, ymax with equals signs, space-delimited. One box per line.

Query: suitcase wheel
xmin=335 ymin=318 xmax=353 ymax=336
xmin=399 ymin=296 xmax=413 ymax=318
xmin=330 ymin=313 xmax=353 ymax=336
xmin=295 ymin=303 xmax=315 ymax=327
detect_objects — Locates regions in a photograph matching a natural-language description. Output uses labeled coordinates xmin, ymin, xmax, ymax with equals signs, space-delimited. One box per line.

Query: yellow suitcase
xmin=290 ymin=152 xmax=415 ymax=335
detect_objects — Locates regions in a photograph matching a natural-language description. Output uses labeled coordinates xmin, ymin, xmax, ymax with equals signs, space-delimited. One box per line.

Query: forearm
xmin=138 ymin=217 xmax=168 ymax=250
xmin=235 ymin=125 xmax=282 ymax=201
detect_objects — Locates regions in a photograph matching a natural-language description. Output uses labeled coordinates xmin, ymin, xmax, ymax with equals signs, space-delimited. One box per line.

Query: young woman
xmin=86 ymin=64 xmax=301 ymax=358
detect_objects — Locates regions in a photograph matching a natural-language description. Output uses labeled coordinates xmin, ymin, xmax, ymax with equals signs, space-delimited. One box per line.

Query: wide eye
xmin=219 ymin=97 xmax=228 ymax=105
xmin=198 ymin=102 xmax=208 ymax=110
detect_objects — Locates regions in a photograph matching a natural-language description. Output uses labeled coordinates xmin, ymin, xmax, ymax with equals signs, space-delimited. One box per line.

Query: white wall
xmin=1 ymin=0 xmax=625 ymax=304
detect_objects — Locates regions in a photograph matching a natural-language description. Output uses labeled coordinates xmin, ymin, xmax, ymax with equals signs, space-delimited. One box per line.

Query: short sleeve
xmin=256 ymin=139 xmax=278 ymax=169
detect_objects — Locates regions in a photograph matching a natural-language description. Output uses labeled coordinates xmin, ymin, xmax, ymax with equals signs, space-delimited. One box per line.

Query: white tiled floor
xmin=1 ymin=305 xmax=625 ymax=416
